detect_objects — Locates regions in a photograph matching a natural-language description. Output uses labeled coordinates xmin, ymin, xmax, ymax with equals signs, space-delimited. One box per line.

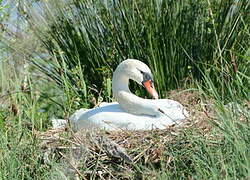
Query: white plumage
xmin=53 ymin=59 xmax=188 ymax=131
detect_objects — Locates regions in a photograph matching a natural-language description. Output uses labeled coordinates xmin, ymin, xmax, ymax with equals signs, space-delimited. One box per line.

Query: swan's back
xmin=70 ymin=100 xmax=188 ymax=131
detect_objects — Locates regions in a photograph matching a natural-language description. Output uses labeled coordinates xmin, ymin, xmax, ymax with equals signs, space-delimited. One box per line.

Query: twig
xmin=58 ymin=151 xmax=87 ymax=180
xmin=99 ymin=163 xmax=118 ymax=180
xmin=133 ymin=146 xmax=151 ymax=163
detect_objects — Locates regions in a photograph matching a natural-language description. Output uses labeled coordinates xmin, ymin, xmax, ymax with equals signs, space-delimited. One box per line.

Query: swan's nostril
xmin=153 ymin=94 xmax=159 ymax=100
xmin=152 ymin=89 xmax=159 ymax=99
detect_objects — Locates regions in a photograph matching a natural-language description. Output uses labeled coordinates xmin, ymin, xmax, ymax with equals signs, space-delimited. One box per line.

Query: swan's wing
xmin=70 ymin=103 xmax=180 ymax=131
xmin=54 ymin=100 xmax=188 ymax=131
xmin=154 ymin=99 xmax=189 ymax=120
xmin=99 ymin=102 xmax=118 ymax=107
xmin=69 ymin=108 xmax=89 ymax=120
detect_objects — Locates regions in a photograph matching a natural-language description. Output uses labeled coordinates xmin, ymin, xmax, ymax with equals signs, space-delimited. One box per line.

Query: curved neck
xmin=112 ymin=71 xmax=130 ymax=94
xmin=112 ymin=69 xmax=159 ymax=116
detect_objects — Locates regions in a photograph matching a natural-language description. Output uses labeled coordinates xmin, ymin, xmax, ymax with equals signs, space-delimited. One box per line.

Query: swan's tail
xmin=52 ymin=118 xmax=68 ymax=129
xmin=52 ymin=108 xmax=88 ymax=130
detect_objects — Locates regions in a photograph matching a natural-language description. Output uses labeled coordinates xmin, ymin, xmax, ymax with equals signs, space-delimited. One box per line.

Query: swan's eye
xmin=137 ymin=68 xmax=154 ymax=85
xmin=138 ymin=69 xmax=145 ymax=75
xmin=143 ymin=72 xmax=153 ymax=82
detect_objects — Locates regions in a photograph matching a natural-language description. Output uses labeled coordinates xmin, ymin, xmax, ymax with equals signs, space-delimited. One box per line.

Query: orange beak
xmin=143 ymin=80 xmax=159 ymax=99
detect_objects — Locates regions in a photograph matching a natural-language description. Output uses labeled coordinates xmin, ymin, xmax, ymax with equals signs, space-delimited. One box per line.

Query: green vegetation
xmin=26 ymin=0 xmax=249 ymax=101
xmin=0 ymin=0 xmax=249 ymax=179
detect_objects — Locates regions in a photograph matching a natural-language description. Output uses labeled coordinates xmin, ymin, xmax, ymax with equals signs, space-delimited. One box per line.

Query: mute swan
xmin=53 ymin=59 xmax=188 ymax=131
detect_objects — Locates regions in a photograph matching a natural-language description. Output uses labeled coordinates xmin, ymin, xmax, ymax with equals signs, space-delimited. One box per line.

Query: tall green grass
xmin=0 ymin=58 xmax=249 ymax=179
xmin=22 ymin=0 xmax=249 ymax=105
xmin=155 ymin=70 xmax=250 ymax=179
xmin=0 ymin=57 xmax=65 ymax=179
xmin=0 ymin=0 xmax=249 ymax=179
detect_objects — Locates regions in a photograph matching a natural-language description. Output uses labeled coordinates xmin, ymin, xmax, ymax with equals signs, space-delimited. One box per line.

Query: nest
xmin=35 ymin=91 xmax=219 ymax=179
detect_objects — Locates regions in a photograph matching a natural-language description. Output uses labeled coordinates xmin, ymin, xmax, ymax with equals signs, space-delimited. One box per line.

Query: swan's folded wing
xmin=155 ymin=99 xmax=189 ymax=120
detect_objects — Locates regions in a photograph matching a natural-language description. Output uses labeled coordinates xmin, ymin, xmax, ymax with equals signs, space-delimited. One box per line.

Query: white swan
xmin=53 ymin=59 xmax=188 ymax=131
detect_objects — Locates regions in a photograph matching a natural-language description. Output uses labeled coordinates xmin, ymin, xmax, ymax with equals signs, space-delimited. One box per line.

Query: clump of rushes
xmin=23 ymin=0 xmax=249 ymax=106
xmin=0 ymin=0 xmax=249 ymax=179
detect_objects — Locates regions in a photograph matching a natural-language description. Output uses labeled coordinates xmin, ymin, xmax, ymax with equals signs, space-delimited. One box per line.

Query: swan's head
xmin=113 ymin=59 xmax=159 ymax=99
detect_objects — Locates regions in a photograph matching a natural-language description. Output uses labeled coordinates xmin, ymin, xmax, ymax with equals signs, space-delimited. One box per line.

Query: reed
xmin=23 ymin=0 xmax=249 ymax=103
xmin=0 ymin=1 xmax=249 ymax=178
